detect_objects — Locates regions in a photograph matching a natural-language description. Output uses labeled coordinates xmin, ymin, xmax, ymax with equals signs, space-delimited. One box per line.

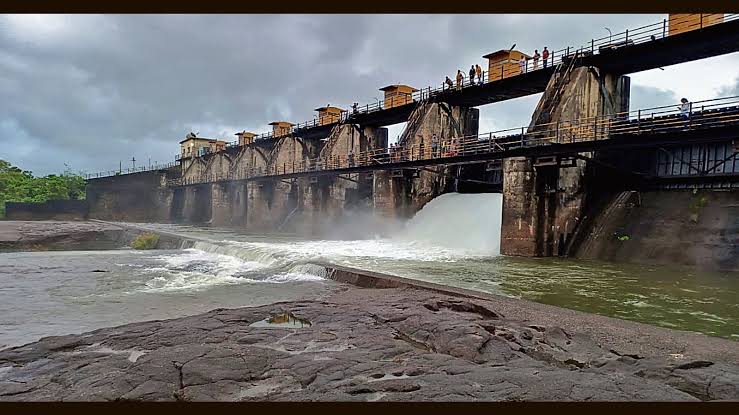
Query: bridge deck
xmin=172 ymin=97 xmax=739 ymax=187
xmin=269 ymin=16 xmax=739 ymax=134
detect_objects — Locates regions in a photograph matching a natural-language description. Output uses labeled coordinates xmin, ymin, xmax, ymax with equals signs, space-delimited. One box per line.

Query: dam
xmin=2 ymin=13 xmax=739 ymax=402
xmin=26 ymin=12 xmax=739 ymax=336
xmin=83 ymin=13 xmax=739 ymax=271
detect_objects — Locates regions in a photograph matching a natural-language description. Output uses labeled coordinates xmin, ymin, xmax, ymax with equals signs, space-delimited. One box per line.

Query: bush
xmin=131 ymin=232 xmax=160 ymax=250
xmin=0 ymin=159 xmax=86 ymax=218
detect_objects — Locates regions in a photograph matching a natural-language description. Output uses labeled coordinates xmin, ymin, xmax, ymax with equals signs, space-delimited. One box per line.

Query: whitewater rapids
xmin=131 ymin=193 xmax=504 ymax=292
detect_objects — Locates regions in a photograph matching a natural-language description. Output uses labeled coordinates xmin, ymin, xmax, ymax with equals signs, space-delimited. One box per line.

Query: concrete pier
xmin=501 ymin=67 xmax=631 ymax=256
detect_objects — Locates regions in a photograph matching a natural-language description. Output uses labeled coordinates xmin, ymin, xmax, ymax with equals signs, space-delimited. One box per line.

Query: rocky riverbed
xmin=1 ymin=285 xmax=737 ymax=401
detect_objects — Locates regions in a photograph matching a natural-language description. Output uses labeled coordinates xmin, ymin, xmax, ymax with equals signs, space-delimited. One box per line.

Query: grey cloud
xmin=629 ymin=84 xmax=679 ymax=110
xmin=718 ymin=75 xmax=739 ymax=96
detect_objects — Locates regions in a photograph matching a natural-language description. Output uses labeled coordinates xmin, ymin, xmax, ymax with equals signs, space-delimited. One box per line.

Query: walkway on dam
xmin=83 ymin=14 xmax=739 ymax=180
xmin=172 ymin=96 xmax=739 ymax=187
xmin=225 ymin=14 xmax=739 ymax=142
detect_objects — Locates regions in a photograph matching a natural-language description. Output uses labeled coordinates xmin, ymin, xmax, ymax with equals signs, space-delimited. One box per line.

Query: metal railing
xmin=171 ymin=96 xmax=739 ymax=186
xmin=211 ymin=13 xmax=735 ymax=151
xmin=84 ymin=161 xmax=179 ymax=180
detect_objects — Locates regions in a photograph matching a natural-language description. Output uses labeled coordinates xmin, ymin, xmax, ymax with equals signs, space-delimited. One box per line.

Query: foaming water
xmin=5 ymin=197 xmax=516 ymax=347
xmin=137 ymin=193 xmax=502 ymax=276
xmin=137 ymin=245 xmax=337 ymax=293
xmin=139 ymin=248 xmax=266 ymax=292
xmin=126 ymin=191 xmax=739 ymax=340
xmin=0 ymin=249 xmax=335 ymax=349
xmin=397 ymin=193 xmax=502 ymax=255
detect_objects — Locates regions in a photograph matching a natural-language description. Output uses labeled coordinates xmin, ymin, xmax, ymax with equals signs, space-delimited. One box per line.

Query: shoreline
xmin=0 ymin=220 xmax=738 ymax=401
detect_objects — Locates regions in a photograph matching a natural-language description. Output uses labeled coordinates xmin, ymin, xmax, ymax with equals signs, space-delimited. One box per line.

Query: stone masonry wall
xmin=311 ymin=124 xmax=387 ymax=229
xmin=374 ymin=103 xmax=479 ymax=220
xmin=86 ymin=168 xmax=177 ymax=223
xmin=501 ymin=67 xmax=630 ymax=256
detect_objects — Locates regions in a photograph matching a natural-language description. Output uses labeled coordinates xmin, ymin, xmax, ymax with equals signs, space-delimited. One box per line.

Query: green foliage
xmin=688 ymin=191 xmax=708 ymax=223
xmin=617 ymin=235 xmax=630 ymax=241
xmin=131 ymin=232 xmax=160 ymax=250
xmin=0 ymin=160 xmax=86 ymax=218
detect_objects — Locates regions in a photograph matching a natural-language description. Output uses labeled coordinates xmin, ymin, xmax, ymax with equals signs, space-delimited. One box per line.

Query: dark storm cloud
xmin=0 ymin=14 xmax=733 ymax=175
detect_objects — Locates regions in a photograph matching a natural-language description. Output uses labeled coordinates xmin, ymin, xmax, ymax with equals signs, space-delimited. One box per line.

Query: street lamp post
xmin=605 ymin=27 xmax=612 ymax=44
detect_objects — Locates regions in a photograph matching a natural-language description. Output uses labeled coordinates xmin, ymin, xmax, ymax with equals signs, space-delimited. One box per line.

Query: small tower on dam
xmin=269 ymin=121 xmax=294 ymax=138
xmin=235 ymin=130 xmax=257 ymax=146
xmin=483 ymin=49 xmax=530 ymax=81
xmin=380 ymin=85 xmax=418 ymax=109
xmin=315 ymin=106 xmax=344 ymax=126
xmin=179 ymin=133 xmax=226 ymax=159
xmin=668 ymin=13 xmax=724 ymax=35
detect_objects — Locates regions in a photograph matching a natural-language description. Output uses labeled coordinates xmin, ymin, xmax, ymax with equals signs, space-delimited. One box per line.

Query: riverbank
xmin=0 ymin=220 xmax=737 ymax=401
xmin=1 ymin=282 xmax=737 ymax=401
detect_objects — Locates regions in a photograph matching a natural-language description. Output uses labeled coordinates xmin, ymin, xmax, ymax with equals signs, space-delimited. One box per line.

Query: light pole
xmin=605 ymin=27 xmax=612 ymax=44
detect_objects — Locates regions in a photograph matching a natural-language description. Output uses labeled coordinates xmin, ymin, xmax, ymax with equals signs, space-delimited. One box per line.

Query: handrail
xmin=215 ymin=13 xmax=736 ymax=150
xmin=172 ymin=95 xmax=739 ymax=186
xmin=84 ymin=161 xmax=179 ymax=180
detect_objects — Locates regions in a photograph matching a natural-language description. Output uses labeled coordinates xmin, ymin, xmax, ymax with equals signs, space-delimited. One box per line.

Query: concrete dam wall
xmin=83 ymin=62 xmax=739 ymax=271
xmin=87 ymin=102 xmax=480 ymax=236
xmin=572 ymin=189 xmax=739 ymax=271
xmin=86 ymin=169 xmax=179 ymax=223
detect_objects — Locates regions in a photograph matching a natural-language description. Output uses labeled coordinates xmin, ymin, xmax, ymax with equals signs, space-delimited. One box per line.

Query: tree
xmin=0 ymin=160 xmax=86 ymax=217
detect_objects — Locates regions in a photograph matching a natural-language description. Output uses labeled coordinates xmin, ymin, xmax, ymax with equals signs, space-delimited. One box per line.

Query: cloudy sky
xmin=1 ymin=14 xmax=738 ymax=175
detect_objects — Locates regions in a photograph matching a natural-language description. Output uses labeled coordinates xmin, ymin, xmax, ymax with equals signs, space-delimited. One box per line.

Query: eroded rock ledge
xmin=1 ymin=287 xmax=737 ymax=402
xmin=0 ymin=220 xmax=181 ymax=251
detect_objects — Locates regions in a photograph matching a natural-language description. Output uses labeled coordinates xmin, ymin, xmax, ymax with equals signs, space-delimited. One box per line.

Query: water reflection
xmin=250 ymin=312 xmax=313 ymax=329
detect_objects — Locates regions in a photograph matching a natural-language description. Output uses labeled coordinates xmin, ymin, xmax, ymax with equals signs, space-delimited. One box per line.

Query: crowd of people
xmin=519 ymin=46 xmax=550 ymax=74
xmin=347 ymin=132 xmax=460 ymax=167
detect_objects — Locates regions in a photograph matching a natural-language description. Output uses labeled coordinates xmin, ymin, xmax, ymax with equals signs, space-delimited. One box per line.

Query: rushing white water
xmin=125 ymin=192 xmax=504 ymax=293
xmin=396 ymin=193 xmax=503 ymax=255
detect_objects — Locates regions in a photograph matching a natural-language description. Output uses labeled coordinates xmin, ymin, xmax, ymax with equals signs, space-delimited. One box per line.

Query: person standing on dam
xmin=519 ymin=56 xmax=527 ymax=74
xmin=542 ymin=47 xmax=550 ymax=68
xmin=445 ymin=76 xmax=454 ymax=90
xmin=679 ymin=98 xmax=692 ymax=129
xmin=469 ymin=65 xmax=476 ymax=86
xmin=532 ymin=49 xmax=541 ymax=70
xmin=679 ymin=98 xmax=691 ymax=119
xmin=475 ymin=64 xmax=483 ymax=85
xmin=456 ymin=70 xmax=463 ymax=90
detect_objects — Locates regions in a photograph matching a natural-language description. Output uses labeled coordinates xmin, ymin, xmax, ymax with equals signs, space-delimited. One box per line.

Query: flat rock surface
xmin=0 ymin=220 xmax=124 ymax=249
xmin=1 ymin=286 xmax=737 ymax=401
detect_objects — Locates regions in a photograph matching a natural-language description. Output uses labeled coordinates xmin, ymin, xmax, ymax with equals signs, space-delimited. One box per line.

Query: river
xmin=1 ymin=193 xmax=737 ymax=349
